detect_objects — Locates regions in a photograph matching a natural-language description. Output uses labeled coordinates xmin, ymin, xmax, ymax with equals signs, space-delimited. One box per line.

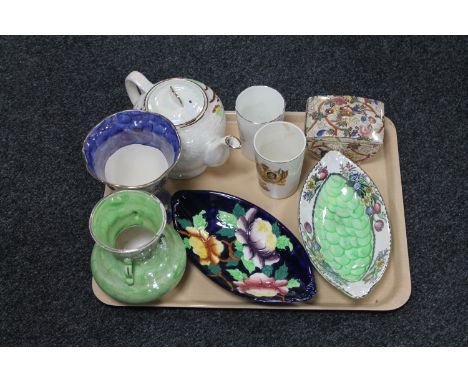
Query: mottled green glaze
xmin=90 ymin=190 xmax=186 ymax=304
xmin=90 ymin=191 xmax=165 ymax=250
xmin=91 ymin=224 xmax=186 ymax=304
xmin=313 ymin=175 xmax=373 ymax=281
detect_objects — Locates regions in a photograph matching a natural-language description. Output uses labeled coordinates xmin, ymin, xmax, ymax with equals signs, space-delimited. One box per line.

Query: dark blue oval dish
xmin=171 ymin=190 xmax=316 ymax=303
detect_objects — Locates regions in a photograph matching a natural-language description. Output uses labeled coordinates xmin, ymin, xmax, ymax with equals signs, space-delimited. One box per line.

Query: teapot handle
xmin=125 ymin=71 xmax=154 ymax=107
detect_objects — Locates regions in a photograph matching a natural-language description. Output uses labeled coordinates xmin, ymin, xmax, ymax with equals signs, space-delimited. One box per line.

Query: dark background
xmin=1 ymin=36 xmax=467 ymax=346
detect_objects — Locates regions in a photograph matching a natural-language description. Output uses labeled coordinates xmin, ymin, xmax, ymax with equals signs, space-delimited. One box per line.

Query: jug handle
xmin=125 ymin=71 xmax=154 ymax=107
xmin=123 ymin=258 xmax=134 ymax=286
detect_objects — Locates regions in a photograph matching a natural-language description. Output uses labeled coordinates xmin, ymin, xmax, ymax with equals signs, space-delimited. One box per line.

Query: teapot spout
xmin=224 ymin=136 xmax=242 ymax=150
xmin=204 ymin=135 xmax=241 ymax=167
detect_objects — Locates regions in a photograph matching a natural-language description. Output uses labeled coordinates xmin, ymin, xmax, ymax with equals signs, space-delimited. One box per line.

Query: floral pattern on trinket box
xmin=305 ymin=95 xmax=385 ymax=162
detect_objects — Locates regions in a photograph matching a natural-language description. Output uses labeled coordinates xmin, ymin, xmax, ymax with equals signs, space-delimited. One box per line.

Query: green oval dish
xmin=299 ymin=151 xmax=391 ymax=299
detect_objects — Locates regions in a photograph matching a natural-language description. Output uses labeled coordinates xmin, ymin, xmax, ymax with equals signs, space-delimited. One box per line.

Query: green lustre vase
xmin=89 ymin=190 xmax=186 ymax=304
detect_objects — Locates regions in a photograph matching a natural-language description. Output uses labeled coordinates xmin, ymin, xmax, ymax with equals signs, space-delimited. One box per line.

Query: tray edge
xmin=91 ymin=112 xmax=411 ymax=311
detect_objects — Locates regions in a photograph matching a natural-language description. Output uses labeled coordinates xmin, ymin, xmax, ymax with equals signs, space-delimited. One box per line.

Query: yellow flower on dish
xmin=186 ymin=227 xmax=224 ymax=266
xmin=306 ymin=180 xmax=316 ymax=190
xmin=363 ymin=194 xmax=372 ymax=205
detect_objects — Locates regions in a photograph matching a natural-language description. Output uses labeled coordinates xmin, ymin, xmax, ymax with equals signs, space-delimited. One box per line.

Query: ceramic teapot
xmin=125 ymin=72 xmax=241 ymax=179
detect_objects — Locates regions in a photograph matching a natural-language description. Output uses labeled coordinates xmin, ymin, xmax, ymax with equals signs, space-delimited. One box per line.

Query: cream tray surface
xmin=92 ymin=111 xmax=411 ymax=311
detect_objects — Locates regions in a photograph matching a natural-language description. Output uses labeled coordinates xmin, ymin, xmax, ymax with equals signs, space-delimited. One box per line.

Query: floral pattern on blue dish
xmin=82 ymin=110 xmax=180 ymax=184
xmin=171 ymin=190 xmax=316 ymax=304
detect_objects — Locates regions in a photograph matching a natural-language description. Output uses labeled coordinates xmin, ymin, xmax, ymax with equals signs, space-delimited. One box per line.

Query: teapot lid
xmin=145 ymin=78 xmax=208 ymax=128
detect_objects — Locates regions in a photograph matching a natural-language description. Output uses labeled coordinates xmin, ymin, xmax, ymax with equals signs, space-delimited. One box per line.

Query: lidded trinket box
xmin=305 ymin=96 xmax=385 ymax=162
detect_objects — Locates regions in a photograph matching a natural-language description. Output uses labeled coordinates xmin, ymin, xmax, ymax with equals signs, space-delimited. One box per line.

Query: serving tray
xmin=92 ymin=112 xmax=411 ymax=310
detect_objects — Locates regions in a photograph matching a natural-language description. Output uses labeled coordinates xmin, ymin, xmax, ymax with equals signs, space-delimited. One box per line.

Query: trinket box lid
xmin=305 ymin=95 xmax=385 ymax=144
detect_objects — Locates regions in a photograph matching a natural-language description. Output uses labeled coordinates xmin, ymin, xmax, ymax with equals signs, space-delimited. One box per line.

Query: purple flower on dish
xmin=235 ymin=208 xmax=280 ymax=268
xmin=350 ymin=172 xmax=360 ymax=182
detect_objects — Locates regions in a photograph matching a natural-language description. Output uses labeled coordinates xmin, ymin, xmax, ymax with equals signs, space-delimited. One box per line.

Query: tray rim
xmin=91 ymin=111 xmax=411 ymax=311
